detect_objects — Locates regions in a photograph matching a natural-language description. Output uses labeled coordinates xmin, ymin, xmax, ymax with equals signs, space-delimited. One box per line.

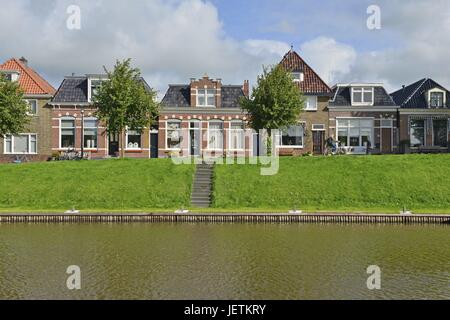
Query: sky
xmin=1 ymin=0 xmax=449 ymax=99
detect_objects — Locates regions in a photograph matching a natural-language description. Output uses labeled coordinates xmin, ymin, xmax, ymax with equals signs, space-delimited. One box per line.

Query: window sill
xmin=276 ymin=146 xmax=304 ymax=149
xmin=305 ymin=109 xmax=318 ymax=112
xmin=125 ymin=149 xmax=143 ymax=153
xmin=4 ymin=153 xmax=38 ymax=155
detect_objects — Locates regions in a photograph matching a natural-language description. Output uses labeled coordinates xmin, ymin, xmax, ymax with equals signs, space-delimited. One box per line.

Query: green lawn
xmin=0 ymin=159 xmax=194 ymax=212
xmin=1 ymin=155 xmax=450 ymax=213
xmin=212 ymin=154 xmax=450 ymax=213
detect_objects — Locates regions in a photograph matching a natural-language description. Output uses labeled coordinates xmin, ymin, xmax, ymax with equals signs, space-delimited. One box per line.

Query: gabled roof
xmin=161 ymin=85 xmax=245 ymax=108
xmin=279 ymin=50 xmax=332 ymax=95
xmin=329 ymin=84 xmax=396 ymax=107
xmin=390 ymin=78 xmax=450 ymax=109
xmin=52 ymin=75 xmax=152 ymax=104
xmin=0 ymin=58 xmax=56 ymax=95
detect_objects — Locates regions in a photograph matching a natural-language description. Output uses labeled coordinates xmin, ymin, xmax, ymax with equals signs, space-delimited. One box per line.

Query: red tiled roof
xmin=0 ymin=58 xmax=56 ymax=95
xmin=279 ymin=50 xmax=332 ymax=95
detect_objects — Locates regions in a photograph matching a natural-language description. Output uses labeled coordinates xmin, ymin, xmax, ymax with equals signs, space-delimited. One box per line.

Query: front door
xmin=150 ymin=132 xmax=158 ymax=158
xmin=381 ymin=128 xmax=392 ymax=153
xmin=190 ymin=122 xmax=201 ymax=156
xmin=313 ymin=131 xmax=324 ymax=154
xmin=109 ymin=133 xmax=119 ymax=156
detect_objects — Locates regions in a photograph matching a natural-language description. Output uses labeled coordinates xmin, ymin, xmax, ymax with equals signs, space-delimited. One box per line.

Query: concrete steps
xmin=191 ymin=163 xmax=214 ymax=208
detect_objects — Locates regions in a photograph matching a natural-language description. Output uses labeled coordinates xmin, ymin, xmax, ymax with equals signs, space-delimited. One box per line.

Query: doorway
xmin=150 ymin=130 xmax=158 ymax=158
xmin=108 ymin=133 xmax=119 ymax=156
xmin=189 ymin=121 xmax=201 ymax=157
xmin=312 ymin=130 xmax=325 ymax=154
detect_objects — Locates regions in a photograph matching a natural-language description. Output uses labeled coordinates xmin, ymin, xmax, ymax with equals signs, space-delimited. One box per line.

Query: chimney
xmin=243 ymin=80 xmax=250 ymax=97
xmin=19 ymin=57 xmax=28 ymax=66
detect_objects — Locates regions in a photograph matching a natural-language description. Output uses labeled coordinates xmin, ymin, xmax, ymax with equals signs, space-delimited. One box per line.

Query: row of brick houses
xmin=1 ymin=49 xmax=450 ymax=162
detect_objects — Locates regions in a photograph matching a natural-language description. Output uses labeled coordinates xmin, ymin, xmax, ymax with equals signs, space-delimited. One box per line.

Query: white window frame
xmin=312 ymin=124 xmax=326 ymax=131
xmin=197 ymin=88 xmax=216 ymax=107
xmin=409 ymin=119 xmax=426 ymax=148
xmin=336 ymin=118 xmax=374 ymax=148
xmin=59 ymin=117 xmax=76 ymax=149
xmin=125 ymin=129 xmax=143 ymax=150
xmin=207 ymin=121 xmax=224 ymax=151
xmin=228 ymin=120 xmax=245 ymax=151
xmin=25 ymin=99 xmax=38 ymax=116
xmin=428 ymin=88 xmax=446 ymax=108
xmin=166 ymin=120 xmax=182 ymax=150
xmin=292 ymin=72 xmax=304 ymax=82
xmin=3 ymin=133 xmax=38 ymax=154
xmin=351 ymin=87 xmax=374 ymax=106
xmin=277 ymin=123 xmax=305 ymax=149
xmin=305 ymin=96 xmax=318 ymax=111
xmin=83 ymin=117 xmax=98 ymax=149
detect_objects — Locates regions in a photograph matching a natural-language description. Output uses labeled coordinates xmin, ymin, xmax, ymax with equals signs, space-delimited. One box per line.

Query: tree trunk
xmin=266 ymin=129 xmax=272 ymax=156
xmin=120 ymin=128 xmax=125 ymax=159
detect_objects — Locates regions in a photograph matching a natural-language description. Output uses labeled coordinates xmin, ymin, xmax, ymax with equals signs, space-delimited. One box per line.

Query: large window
xmin=433 ymin=119 xmax=447 ymax=147
xmin=208 ymin=121 xmax=223 ymax=150
xmin=430 ymin=92 xmax=444 ymax=108
xmin=84 ymin=118 xmax=98 ymax=149
xmin=166 ymin=120 xmax=182 ymax=149
xmin=4 ymin=134 xmax=37 ymax=154
xmin=352 ymin=87 xmax=374 ymax=105
xmin=279 ymin=124 xmax=304 ymax=148
xmin=337 ymin=119 xmax=373 ymax=147
xmin=61 ymin=118 xmax=75 ymax=148
xmin=26 ymin=100 xmax=38 ymax=115
xmin=410 ymin=119 xmax=425 ymax=147
xmin=229 ymin=121 xmax=244 ymax=150
xmin=126 ymin=130 xmax=142 ymax=149
xmin=197 ymin=89 xmax=216 ymax=107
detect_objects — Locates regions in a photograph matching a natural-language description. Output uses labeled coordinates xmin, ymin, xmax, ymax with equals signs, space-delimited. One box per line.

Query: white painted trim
xmin=351 ymin=87 xmax=374 ymax=106
xmin=3 ymin=133 xmax=38 ymax=155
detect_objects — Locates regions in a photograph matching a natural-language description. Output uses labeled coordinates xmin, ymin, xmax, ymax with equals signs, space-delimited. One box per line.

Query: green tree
xmin=0 ymin=74 xmax=30 ymax=138
xmin=94 ymin=59 xmax=159 ymax=158
xmin=240 ymin=65 xmax=304 ymax=154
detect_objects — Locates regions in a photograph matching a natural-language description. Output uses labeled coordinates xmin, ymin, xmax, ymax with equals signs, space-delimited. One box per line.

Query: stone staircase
xmin=191 ymin=163 xmax=214 ymax=208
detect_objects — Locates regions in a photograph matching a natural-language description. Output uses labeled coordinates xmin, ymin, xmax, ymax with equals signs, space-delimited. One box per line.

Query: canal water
xmin=0 ymin=223 xmax=448 ymax=300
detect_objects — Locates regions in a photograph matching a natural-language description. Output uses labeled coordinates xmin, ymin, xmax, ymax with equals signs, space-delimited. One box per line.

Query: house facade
xmin=158 ymin=75 xmax=251 ymax=158
xmin=0 ymin=57 xmax=56 ymax=163
xmin=50 ymin=74 xmax=154 ymax=159
xmin=328 ymin=83 xmax=398 ymax=154
xmin=391 ymin=78 xmax=450 ymax=153
xmin=278 ymin=50 xmax=333 ymax=155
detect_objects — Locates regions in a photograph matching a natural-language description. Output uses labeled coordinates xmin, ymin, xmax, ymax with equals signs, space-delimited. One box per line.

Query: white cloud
xmin=0 ymin=0 xmax=290 ymax=99
xmin=299 ymin=37 xmax=357 ymax=85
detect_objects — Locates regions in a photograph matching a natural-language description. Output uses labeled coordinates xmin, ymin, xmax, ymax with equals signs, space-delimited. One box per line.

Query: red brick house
xmin=328 ymin=83 xmax=399 ymax=154
xmin=0 ymin=57 xmax=56 ymax=162
xmin=158 ymin=75 xmax=251 ymax=158
xmin=278 ymin=49 xmax=333 ymax=155
xmin=391 ymin=78 xmax=450 ymax=153
xmin=49 ymin=74 xmax=155 ymax=158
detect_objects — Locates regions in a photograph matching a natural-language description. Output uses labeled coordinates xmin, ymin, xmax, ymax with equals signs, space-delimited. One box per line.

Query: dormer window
xmin=429 ymin=91 xmax=445 ymax=108
xmin=2 ymin=71 xmax=19 ymax=82
xmin=197 ymin=89 xmax=216 ymax=107
xmin=292 ymin=72 xmax=304 ymax=82
xmin=352 ymin=87 xmax=374 ymax=106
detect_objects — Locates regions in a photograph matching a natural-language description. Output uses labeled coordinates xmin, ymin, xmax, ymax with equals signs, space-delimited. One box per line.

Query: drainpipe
xmin=81 ymin=108 xmax=85 ymax=159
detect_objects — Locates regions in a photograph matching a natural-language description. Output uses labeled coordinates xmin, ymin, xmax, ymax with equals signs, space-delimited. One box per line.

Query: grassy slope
xmin=0 ymin=159 xmax=194 ymax=212
xmin=213 ymin=155 xmax=450 ymax=213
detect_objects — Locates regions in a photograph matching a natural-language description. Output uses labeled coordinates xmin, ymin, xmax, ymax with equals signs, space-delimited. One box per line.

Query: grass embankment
xmin=212 ymin=154 xmax=450 ymax=213
xmin=0 ymin=159 xmax=194 ymax=212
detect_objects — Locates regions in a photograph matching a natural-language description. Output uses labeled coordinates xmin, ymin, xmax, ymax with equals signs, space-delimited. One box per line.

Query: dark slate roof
xmin=221 ymin=86 xmax=245 ymax=108
xmin=160 ymin=85 xmax=190 ymax=107
xmin=161 ymin=85 xmax=244 ymax=108
xmin=390 ymin=78 xmax=450 ymax=109
xmin=52 ymin=76 xmax=152 ymax=104
xmin=52 ymin=77 xmax=88 ymax=103
xmin=329 ymin=85 xmax=396 ymax=107
xmin=279 ymin=50 xmax=333 ymax=95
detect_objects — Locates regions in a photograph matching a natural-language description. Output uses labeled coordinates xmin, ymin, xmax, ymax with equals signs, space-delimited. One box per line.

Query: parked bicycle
xmin=59 ymin=147 xmax=89 ymax=161
xmin=13 ymin=155 xmax=29 ymax=164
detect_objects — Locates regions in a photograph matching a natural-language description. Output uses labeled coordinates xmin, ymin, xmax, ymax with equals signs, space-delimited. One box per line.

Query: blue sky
xmin=0 ymin=0 xmax=449 ymax=95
